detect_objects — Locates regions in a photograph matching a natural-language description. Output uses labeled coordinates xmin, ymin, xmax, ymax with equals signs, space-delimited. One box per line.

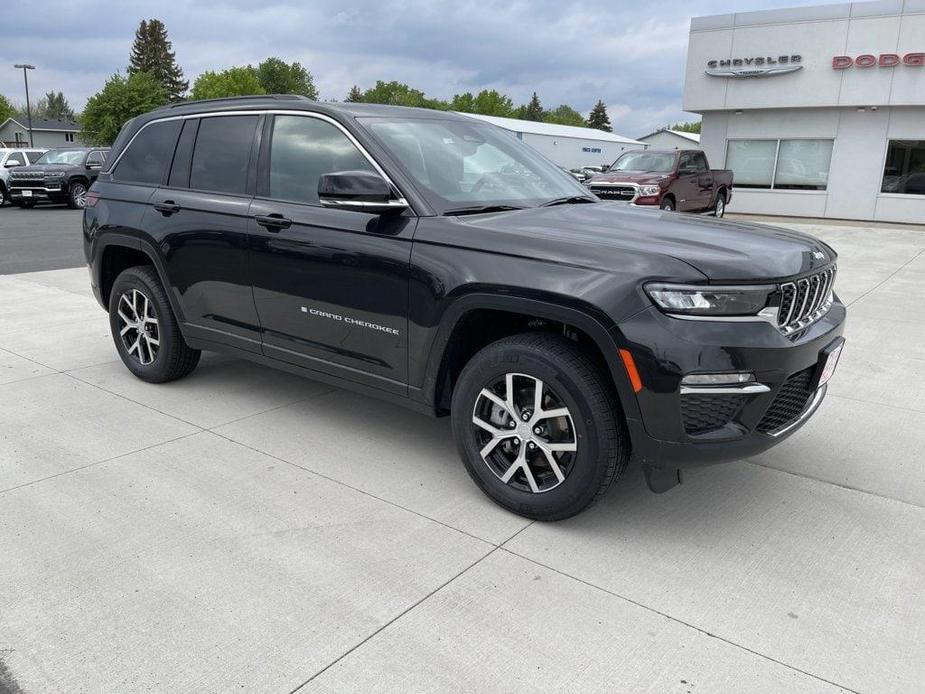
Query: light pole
xmin=14 ymin=64 xmax=35 ymax=147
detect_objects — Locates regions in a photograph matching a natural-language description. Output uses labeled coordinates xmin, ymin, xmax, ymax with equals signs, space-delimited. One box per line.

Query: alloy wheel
xmin=471 ymin=372 xmax=577 ymax=493
xmin=117 ymin=289 xmax=160 ymax=365
xmin=715 ymin=196 xmax=725 ymax=217
xmin=71 ymin=183 xmax=87 ymax=208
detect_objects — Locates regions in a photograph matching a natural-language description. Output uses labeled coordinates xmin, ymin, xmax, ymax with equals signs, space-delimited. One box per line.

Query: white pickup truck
xmin=0 ymin=148 xmax=47 ymax=206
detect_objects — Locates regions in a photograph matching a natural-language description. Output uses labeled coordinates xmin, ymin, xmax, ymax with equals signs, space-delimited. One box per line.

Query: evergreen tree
xmin=586 ymin=100 xmax=612 ymax=132
xmin=255 ymin=58 xmax=318 ymax=99
xmin=669 ymin=120 xmax=701 ymax=134
xmin=523 ymin=92 xmax=544 ymax=121
xmin=128 ymin=19 xmax=188 ymax=101
xmin=344 ymin=85 xmax=363 ymax=102
xmin=35 ymin=91 xmax=74 ymax=120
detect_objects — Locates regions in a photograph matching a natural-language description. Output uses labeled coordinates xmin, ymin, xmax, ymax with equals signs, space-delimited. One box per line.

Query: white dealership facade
xmin=684 ymin=0 xmax=925 ymax=224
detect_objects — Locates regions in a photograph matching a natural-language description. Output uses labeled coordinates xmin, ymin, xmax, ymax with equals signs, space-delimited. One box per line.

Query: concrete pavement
xmin=0 ymin=220 xmax=923 ymax=693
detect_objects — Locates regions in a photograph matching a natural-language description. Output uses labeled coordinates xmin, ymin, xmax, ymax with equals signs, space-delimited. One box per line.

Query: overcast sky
xmin=1 ymin=0 xmax=832 ymax=137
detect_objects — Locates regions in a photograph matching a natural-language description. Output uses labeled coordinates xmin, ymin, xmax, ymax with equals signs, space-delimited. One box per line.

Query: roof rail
xmin=158 ymin=94 xmax=313 ymax=110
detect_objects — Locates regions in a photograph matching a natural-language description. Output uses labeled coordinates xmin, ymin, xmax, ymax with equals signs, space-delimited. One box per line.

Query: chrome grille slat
xmin=776 ymin=265 xmax=837 ymax=335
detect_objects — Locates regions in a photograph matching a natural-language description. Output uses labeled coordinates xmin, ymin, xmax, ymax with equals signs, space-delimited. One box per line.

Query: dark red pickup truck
xmin=587 ymin=149 xmax=733 ymax=216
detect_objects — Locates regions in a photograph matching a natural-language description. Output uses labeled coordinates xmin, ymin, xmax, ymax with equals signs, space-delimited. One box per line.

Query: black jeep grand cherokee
xmin=84 ymin=96 xmax=845 ymax=520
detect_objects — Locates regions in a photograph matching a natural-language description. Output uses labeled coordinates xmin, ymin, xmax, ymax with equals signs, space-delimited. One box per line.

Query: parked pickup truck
xmin=587 ymin=149 xmax=733 ymax=217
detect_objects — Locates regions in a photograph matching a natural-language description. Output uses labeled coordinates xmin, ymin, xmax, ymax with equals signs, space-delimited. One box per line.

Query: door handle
xmin=154 ymin=201 xmax=180 ymax=216
xmin=254 ymin=214 xmax=292 ymax=230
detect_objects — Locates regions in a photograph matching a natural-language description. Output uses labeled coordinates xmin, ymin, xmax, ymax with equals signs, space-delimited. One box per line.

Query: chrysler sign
xmin=706 ymin=55 xmax=802 ymax=77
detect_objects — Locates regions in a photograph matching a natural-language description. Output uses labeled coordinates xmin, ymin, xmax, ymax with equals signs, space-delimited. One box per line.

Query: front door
xmin=247 ymin=113 xmax=414 ymax=394
xmin=675 ymin=151 xmax=703 ymax=211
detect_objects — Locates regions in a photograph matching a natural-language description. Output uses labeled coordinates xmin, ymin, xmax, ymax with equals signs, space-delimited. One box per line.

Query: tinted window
xmin=87 ymin=151 xmax=107 ymax=166
xmin=190 ymin=116 xmax=258 ymax=194
xmin=692 ymin=152 xmax=708 ymax=172
xmin=168 ymin=119 xmax=198 ymax=188
xmin=113 ymin=121 xmax=182 ymax=184
xmin=25 ymin=151 xmax=43 ymax=163
xmin=269 ymin=115 xmax=375 ymax=204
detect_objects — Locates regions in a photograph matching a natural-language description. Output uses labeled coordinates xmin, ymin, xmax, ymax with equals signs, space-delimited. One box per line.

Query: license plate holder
xmin=811 ymin=337 xmax=845 ymax=390
xmin=21 ymin=190 xmax=32 ymax=197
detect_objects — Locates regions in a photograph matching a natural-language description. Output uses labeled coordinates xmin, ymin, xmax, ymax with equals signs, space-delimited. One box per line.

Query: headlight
xmin=645 ymin=283 xmax=776 ymax=316
xmin=639 ymin=185 xmax=661 ymax=197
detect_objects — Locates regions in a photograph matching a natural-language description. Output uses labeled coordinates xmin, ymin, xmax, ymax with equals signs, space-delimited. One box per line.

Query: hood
xmin=449 ymin=203 xmax=835 ymax=282
xmin=589 ymin=171 xmax=671 ymax=186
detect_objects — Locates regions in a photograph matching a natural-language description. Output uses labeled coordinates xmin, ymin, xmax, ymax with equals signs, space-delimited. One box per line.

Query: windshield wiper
xmin=540 ymin=195 xmax=598 ymax=207
xmin=443 ymin=204 xmax=526 ymax=216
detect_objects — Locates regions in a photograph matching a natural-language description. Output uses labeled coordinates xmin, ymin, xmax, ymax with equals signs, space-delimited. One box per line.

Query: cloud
xmin=0 ymin=0 xmax=831 ymax=137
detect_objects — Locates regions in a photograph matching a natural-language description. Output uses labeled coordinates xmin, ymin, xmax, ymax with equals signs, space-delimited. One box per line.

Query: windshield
xmin=360 ymin=117 xmax=592 ymax=213
xmin=36 ymin=150 xmax=86 ymax=165
xmin=610 ymin=151 xmax=676 ymax=173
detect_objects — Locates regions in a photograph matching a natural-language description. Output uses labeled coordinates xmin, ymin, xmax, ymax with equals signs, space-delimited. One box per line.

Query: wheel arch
xmin=421 ymin=293 xmax=641 ymax=424
xmin=95 ymin=234 xmax=186 ymax=323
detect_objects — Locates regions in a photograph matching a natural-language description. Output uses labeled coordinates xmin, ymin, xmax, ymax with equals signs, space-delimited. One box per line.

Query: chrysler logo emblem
xmin=706 ymin=55 xmax=803 ymax=78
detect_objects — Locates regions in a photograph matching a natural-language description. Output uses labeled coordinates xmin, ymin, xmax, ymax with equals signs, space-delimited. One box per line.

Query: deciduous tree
xmin=35 ymin=91 xmax=74 ymax=121
xmin=255 ymin=58 xmax=318 ymax=99
xmin=190 ymin=67 xmax=265 ymax=100
xmin=80 ymin=72 xmax=168 ymax=145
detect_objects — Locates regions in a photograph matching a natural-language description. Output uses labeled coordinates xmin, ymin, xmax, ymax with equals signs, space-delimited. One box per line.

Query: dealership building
xmin=684 ymin=0 xmax=925 ymax=224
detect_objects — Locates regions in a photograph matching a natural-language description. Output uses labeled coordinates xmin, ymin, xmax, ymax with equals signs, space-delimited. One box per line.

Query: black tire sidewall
xmin=452 ymin=341 xmax=613 ymax=520
xmin=660 ymin=198 xmax=674 ymax=211
xmin=108 ymin=268 xmax=183 ymax=382
xmin=714 ymin=193 xmax=725 ymax=217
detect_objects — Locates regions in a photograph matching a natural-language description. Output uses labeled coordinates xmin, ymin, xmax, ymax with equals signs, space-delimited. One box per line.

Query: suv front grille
xmin=777 ymin=266 xmax=836 ymax=335
xmin=681 ymin=393 xmax=747 ymax=435
xmin=589 ymin=184 xmax=636 ymax=201
xmin=757 ymin=367 xmax=815 ymax=434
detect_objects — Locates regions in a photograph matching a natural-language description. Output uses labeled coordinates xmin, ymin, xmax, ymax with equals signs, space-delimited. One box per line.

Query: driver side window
xmin=87 ymin=151 xmax=106 ymax=167
xmin=269 ymin=115 xmax=376 ymax=205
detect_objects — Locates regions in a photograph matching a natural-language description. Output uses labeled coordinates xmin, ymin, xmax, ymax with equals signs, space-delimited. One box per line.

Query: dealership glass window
xmin=881 ymin=140 xmax=925 ymax=196
xmin=725 ymin=139 xmax=834 ymax=190
xmin=725 ymin=140 xmax=777 ymax=188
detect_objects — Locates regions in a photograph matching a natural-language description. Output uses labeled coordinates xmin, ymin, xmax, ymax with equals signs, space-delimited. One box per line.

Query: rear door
xmin=144 ymin=114 xmax=263 ymax=353
xmin=247 ymin=112 xmax=414 ymax=393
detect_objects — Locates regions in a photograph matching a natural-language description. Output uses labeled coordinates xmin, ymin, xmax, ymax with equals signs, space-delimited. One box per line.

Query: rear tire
xmin=659 ymin=197 xmax=675 ymax=211
xmin=0 ymin=183 xmax=8 ymax=207
xmin=108 ymin=265 xmax=200 ymax=383
xmin=713 ymin=191 xmax=726 ymax=218
xmin=451 ymin=333 xmax=629 ymax=520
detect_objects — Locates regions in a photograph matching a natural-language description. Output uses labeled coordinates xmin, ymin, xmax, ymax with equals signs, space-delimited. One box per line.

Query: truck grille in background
xmin=10 ymin=171 xmax=46 ymax=187
xmin=757 ymin=367 xmax=815 ymax=434
xmin=777 ymin=265 xmax=836 ymax=335
xmin=681 ymin=393 xmax=748 ymax=435
xmin=589 ymin=184 xmax=636 ymax=201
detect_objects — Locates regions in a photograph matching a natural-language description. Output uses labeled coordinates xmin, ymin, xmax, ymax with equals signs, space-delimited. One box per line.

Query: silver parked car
xmin=0 ymin=148 xmax=47 ymax=205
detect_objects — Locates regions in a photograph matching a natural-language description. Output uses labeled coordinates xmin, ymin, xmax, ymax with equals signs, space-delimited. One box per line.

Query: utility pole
xmin=13 ymin=64 xmax=35 ymax=147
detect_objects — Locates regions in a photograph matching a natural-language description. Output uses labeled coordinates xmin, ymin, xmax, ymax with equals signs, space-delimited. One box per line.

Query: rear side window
xmin=113 ymin=121 xmax=182 ymax=185
xmin=168 ymin=119 xmax=198 ymax=188
xmin=190 ymin=115 xmax=259 ymax=194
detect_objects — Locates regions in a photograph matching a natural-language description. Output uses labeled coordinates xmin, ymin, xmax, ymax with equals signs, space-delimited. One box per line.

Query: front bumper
xmin=10 ymin=185 xmax=67 ymax=202
xmin=619 ymin=298 xmax=846 ymax=471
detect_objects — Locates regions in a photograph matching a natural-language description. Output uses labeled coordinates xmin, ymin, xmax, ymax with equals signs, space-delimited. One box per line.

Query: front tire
xmin=108 ymin=266 xmax=201 ymax=383
xmin=67 ymin=181 xmax=88 ymax=209
xmin=451 ymin=333 xmax=629 ymax=520
xmin=659 ymin=197 xmax=675 ymax=211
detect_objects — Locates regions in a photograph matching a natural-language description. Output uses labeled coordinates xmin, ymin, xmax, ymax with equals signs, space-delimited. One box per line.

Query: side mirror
xmin=318 ymin=170 xmax=407 ymax=214
xmin=4 ymin=160 xmax=21 ymax=168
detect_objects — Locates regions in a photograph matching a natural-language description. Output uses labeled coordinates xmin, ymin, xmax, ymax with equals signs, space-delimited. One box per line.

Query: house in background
xmin=0 ymin=117 xmax=81 ymax=147
xmin=637 ymin=129 xmax=701 ymax=150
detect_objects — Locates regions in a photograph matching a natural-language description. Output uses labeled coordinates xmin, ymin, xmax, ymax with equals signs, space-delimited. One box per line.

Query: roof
xmin=457 ymin=112 xmax=645 ymax=145
xmin=151 ymin=95 xmax=468 ymax=121
xmin=0 ymin=117 xmax=80 ymax=132
xmin=638 ymin=129 xmax=701 ymax=144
